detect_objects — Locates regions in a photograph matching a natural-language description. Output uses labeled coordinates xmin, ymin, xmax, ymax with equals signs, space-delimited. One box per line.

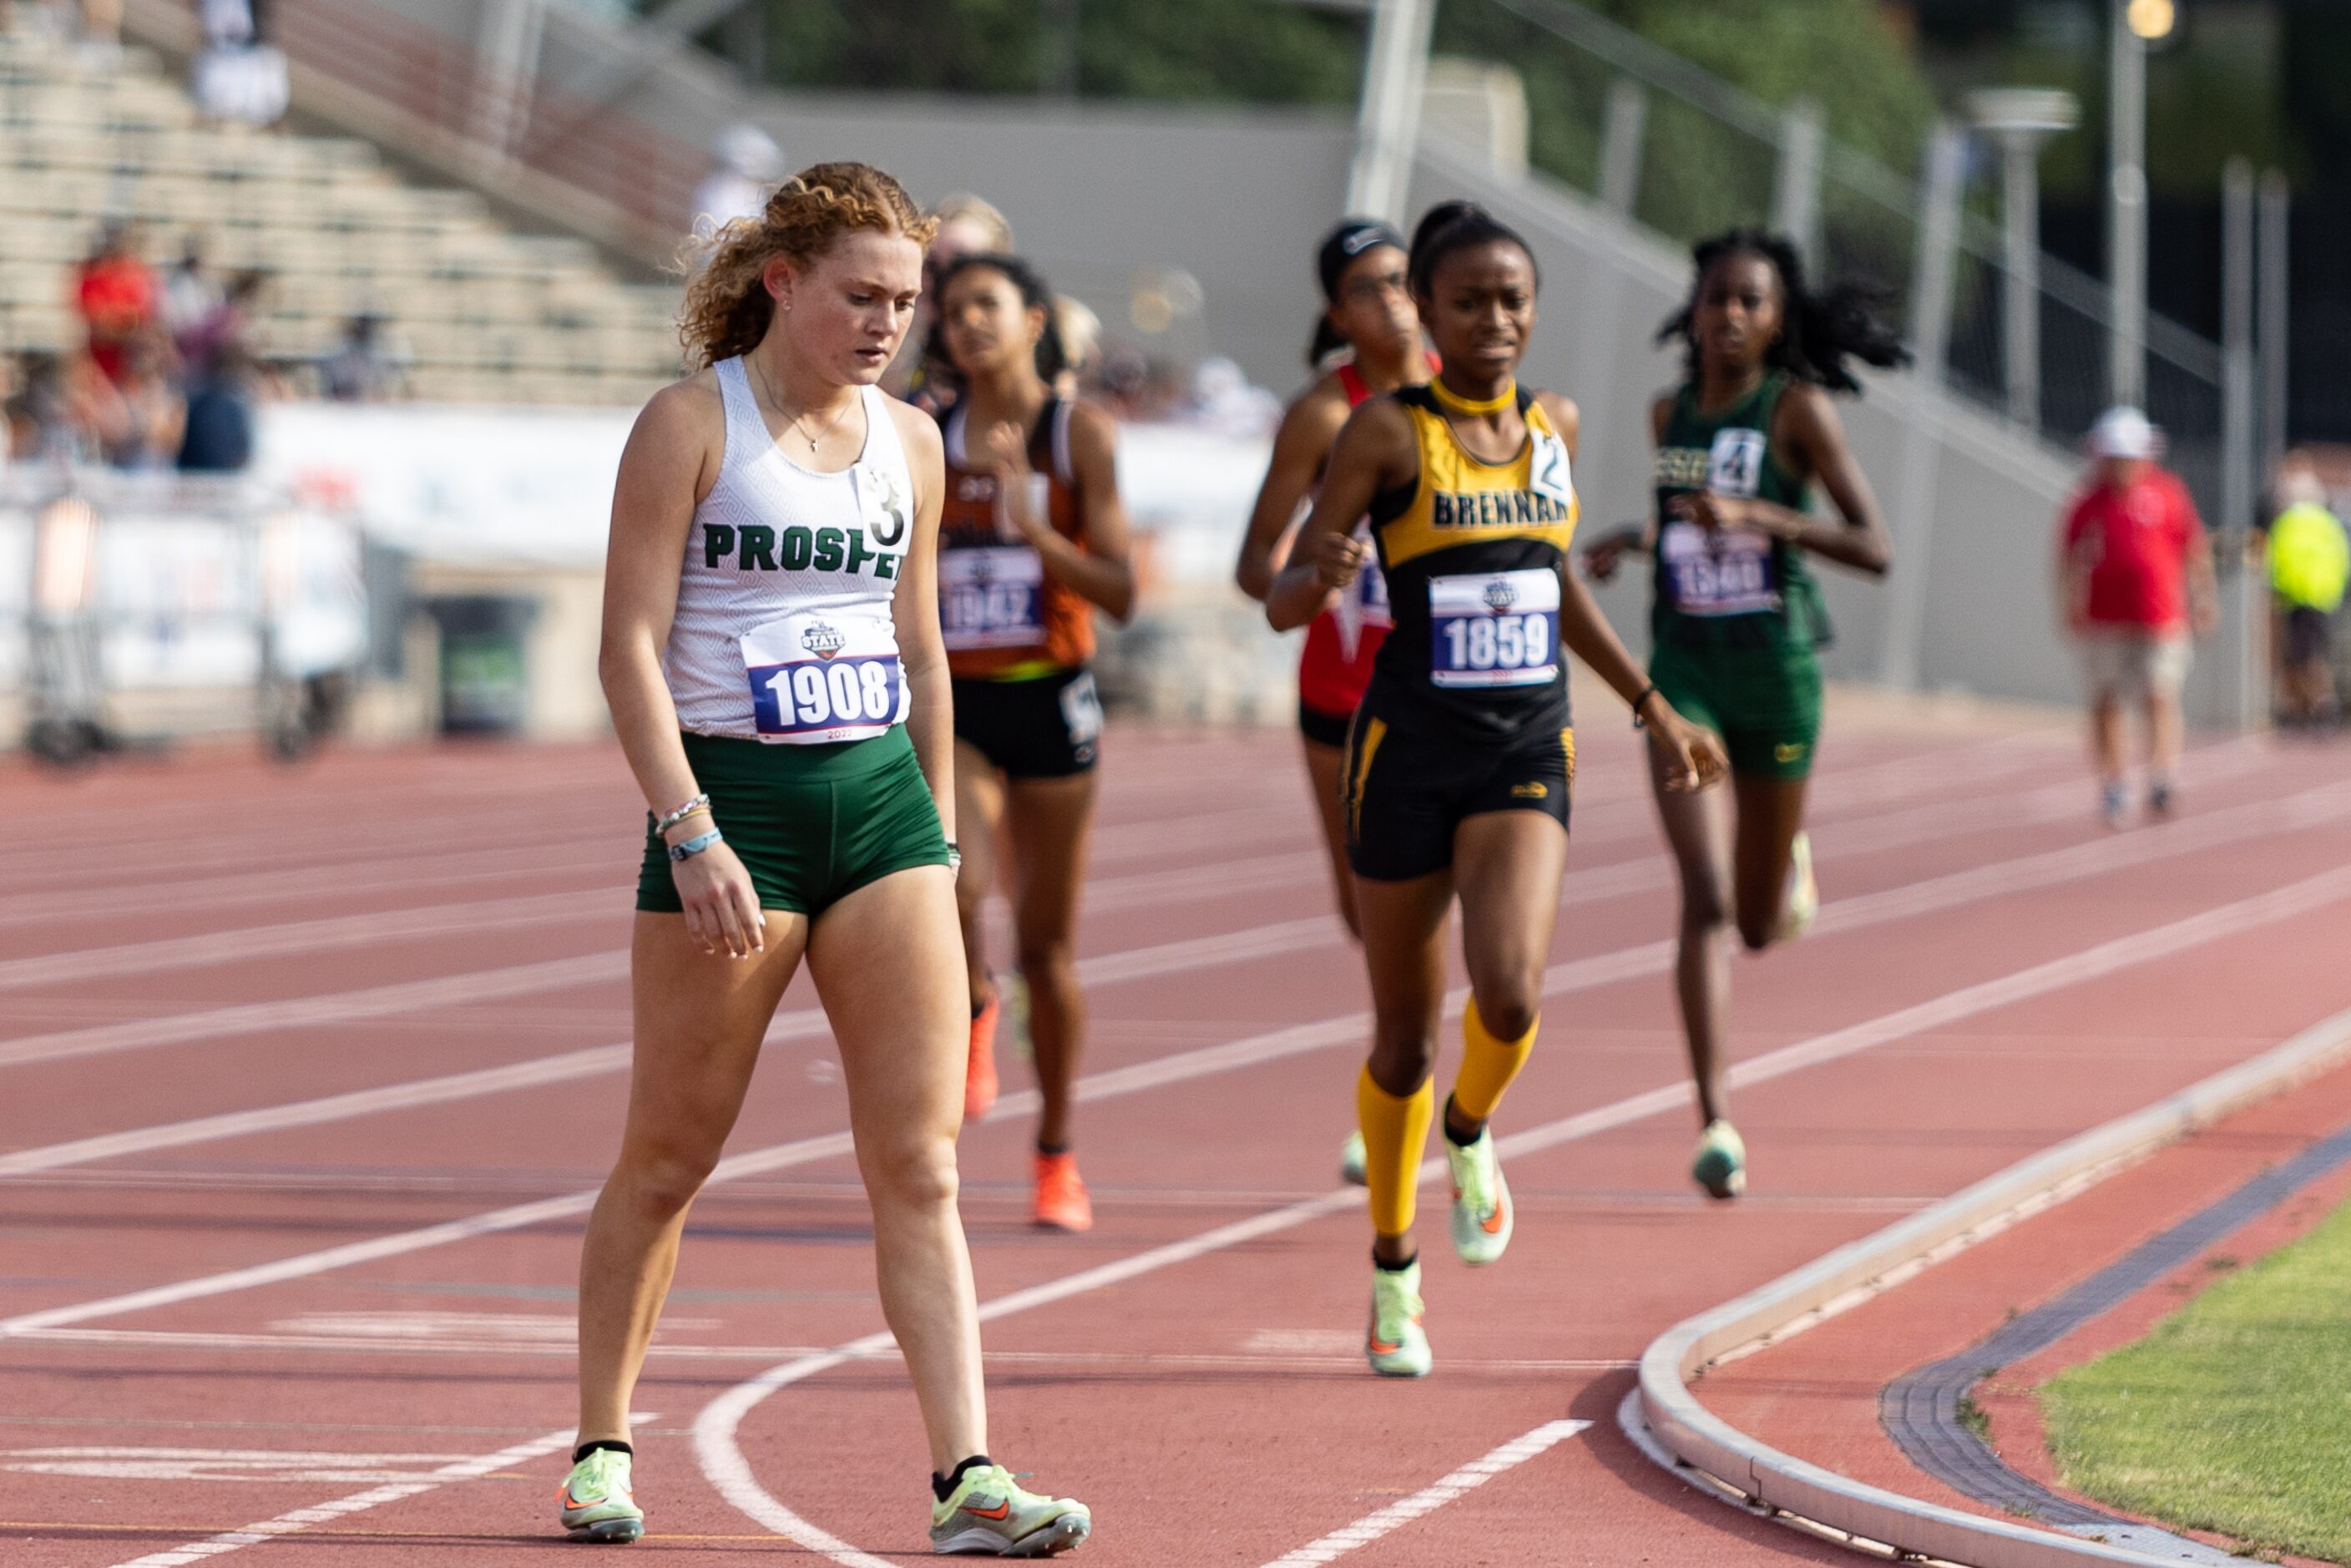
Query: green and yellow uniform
xmin=1649 ymin=371 xmax=1826 ymax=781
xmin=1343 ymin=381 xmax=1580 ymax=881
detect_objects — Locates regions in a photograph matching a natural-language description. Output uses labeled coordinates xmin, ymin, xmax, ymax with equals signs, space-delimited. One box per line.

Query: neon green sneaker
xmin=557 ymin=1447 xmax=644 ymax=1542
xmin=1339 ymin=1129 xmax=1368 ymax=1186
xmin=928 ymin=1462 xmax=1091 ymax=1556
xmin=1444 ymin=1124 xmax=1513 ymax=1266
xmin=1692 ymin=1119 xmax=1747 ymax=1201
xmin=1777 ymin=831 xmax=1817 ymax=943
xmin=1366 ymin=1260 xmax=1432 ymax=1378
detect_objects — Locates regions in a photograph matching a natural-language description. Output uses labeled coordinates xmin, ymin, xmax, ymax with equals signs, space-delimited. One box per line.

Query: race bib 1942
xmin=1428 ymin=567 xmax=1560 ymax=689
xmin=742 ymin=608 xmax=908 ymax=743
xmin=939 ymin=546 xmax=1045 ymax=651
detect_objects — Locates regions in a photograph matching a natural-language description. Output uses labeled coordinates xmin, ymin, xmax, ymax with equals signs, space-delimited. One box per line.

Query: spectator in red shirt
xmin=74 ymin=221 xmax=158 ymax=387
xmin=2060 ymin=406 xmax=2218 ymax=826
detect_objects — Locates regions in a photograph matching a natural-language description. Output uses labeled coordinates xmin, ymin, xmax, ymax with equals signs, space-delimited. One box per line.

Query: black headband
xmin=1317 ymin=219 xmax=1408 ymax=301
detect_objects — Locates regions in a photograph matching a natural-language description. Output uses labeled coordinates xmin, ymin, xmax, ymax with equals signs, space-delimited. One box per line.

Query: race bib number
xmin=1429 ymin=568 xmax=1560 ymax=689
xmin=1659 ymin=520 xmax=1780 ymax=617
xmin=1529 ymin=429 xmax=1575 ymax=508
xmin=742 ymin=609 xmax=907 ymax=743
xmin=1059 ymin=670 xmax=1105 ymax=751
xmin=939 ymin=546 xmax=1045 ymax=651
xmin=1706 ymin=427 xmax=1767 ymax=498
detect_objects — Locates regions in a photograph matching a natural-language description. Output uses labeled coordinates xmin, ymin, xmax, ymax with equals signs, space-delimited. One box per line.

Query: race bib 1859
xmin=939 ymin=546 xmax=1044 ymax=651
xmin=1659 ymin=520 xmax=1780 ymax=617
xmin=742 ymin=609 xmax=907 ymax=743
xmin=1428 ymin=568 xmax=1560 ymax=689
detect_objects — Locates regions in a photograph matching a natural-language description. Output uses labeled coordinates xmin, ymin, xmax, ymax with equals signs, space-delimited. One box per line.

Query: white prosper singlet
xmin=663 ymin=357 xmax=919 ymax=744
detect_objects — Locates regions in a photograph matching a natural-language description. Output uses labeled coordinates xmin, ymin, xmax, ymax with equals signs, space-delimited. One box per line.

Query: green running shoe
xmin=929 ymin=1462 xmax=1091 ymax=1556
xmin=557 ymin=1447 xmax=644 ymax=1542
xmin=1692 ymin=1119 xmax=1747 ymax=1201
xmin=1443 ymin=1124 xmax=1513 ymax=1266
xmin=1366 ymin=1260 xmax=1433 ymax=1378
xmin=1777 ymin=830 xmax=1818 ymax=943
xmin=1339 ymin=1129 xmax=1368 ymax=1186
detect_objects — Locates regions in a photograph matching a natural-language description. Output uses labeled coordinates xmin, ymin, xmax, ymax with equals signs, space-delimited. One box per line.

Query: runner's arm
xmin=1534 ymin=393 xmax=1724 ymax=792
xmin=892 ymin=406 xmax=957 ymax=842
xmin=1235 ymin=381 xmax=1347 ymax=601
xmin=599 ymin=377 xmax=763 ymax=957
xmin=989 ymin=407 xmax=1135 ymax=622
xmin=1675 ymin=382 xmax=1890 ymax=575
xmin=1266 ymin=398 xmax=1413 ymax=632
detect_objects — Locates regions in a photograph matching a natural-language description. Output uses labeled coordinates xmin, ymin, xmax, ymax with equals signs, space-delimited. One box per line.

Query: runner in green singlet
xmin=1583 ymin=228 xmax=1904 ymax=1201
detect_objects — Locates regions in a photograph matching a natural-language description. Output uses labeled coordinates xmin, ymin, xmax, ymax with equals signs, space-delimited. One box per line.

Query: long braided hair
xmin=1656 ymin=228 xmax=1907 ymax=393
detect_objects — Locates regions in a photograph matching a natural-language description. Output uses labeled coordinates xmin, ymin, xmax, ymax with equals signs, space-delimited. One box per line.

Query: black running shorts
xmin=1341 ymin=714 xmax=1573 ymax=882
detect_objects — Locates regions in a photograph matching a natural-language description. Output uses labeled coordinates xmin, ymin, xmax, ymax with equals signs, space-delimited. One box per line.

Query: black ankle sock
xmin=931 ymin=1452 xmax=993 ymax=1502
xmin=1373 ymin=1248 xmax=1418 ymax=1273
xmin=1036 ymin=1140 xmax=1069 ymax=1156
xmin=571 ymin=1439 xmax=632 ymax=1465
xmin=1441 ymin=1095 xmax=1482 ymax=1148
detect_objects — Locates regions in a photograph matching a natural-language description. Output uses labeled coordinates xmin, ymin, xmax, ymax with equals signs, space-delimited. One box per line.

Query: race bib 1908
xmin=1428 ymin=567 xmax=1560 ymax=689
xmin=1659 ymin=520 xmax=1780 ymax=617
xmin=939 ymin=546 xmax=1045 ymax=651
xmin=742 ymin=609 xmax=908 ymax=743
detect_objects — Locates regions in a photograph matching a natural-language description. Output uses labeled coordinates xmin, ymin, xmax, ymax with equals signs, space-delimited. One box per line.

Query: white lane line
xmin=103 ymin=1423 xmax=580 ymax=1567
xmin=689 ymin=860 xmax=2351 ymax=1560
xmin=7 ymin=757 xmax=2329 ymax=1177
xmin=0 ymin=890 xmax=626 ymax=996
xmin=1258 ymin=1420 xmax=1592 ymax=1566
xmin=0 ymin=953 xmax=628 ymax=1071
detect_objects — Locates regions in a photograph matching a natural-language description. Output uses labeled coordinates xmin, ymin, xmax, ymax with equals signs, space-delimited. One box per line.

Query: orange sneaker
xmin=1033 ymin=1151 xmax=1092 ymax=1232
xmin=964 ymin=995 xmax=999 ymax=1123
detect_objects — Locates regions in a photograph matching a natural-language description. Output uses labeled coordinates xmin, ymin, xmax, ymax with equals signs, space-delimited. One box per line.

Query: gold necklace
xmin=752 ymin=357 xmax=853 ymax=453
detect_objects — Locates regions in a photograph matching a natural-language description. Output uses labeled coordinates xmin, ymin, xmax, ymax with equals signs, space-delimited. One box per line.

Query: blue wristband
xmin=666 ymin=827 xmax=723 ymax=863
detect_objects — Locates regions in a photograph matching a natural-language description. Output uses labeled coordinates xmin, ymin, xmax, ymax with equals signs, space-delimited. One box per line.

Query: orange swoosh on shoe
xmin=1368 ymin=1336 xmax=1401 ymax=1355
xmin=962 ymin=1500 xmax=1013 ymax=1520
xmin=1481 ymin=1196 xmax=1509 ymax=1235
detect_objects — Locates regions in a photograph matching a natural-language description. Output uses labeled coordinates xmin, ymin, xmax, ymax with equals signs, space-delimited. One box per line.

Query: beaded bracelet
xmin=655 ymin=793 xmax=711 ymax=834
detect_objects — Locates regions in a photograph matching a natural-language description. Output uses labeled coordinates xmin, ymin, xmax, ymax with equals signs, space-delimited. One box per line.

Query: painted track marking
xmin=1257 ymin=1419 xmax=1591 ymax=1566
xmin=6 ymin=768 xmax=2333 ymax=1181
xmin=5 ymin=810 xmax=2346 ymax=1346
xmin=688 ymin=861 xmax=2351 ymax=1559
xmin=101 ymin=1424 xmax=581 ymax=1567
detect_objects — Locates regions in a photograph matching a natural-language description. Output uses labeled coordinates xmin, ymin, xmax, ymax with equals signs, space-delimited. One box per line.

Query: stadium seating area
xmin=0 ymin=28 xmax=685 ymax=406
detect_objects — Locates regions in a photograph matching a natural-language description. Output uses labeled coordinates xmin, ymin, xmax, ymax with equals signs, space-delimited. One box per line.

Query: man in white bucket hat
xmin=2059 ymin=406 xmax=2217 ymax=826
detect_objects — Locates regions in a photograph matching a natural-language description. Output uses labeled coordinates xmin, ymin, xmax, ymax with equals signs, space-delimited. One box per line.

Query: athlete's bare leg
xmin=1650 ymin=746 xmax=1735 ymax=1127
xmin=810 ymin=863 xmax=987 ymax=1471
xmin=953 ymin=739 xmax=1008 ymax=1009
xmin=1004 ymin=770 xmax=1100 ymax=1150
xmin=1443 ymin=809 xmax=1569 ymax=1143
xmin=1302 ymin=736 xmax=1362 ymax=941
xmin=1732 ymin=773 xmax=1810 ymax=952
xmin=1356 ymin=866 xmax=1453 ymax=1268
xmin=577 ymin=910 xmax=809 ymax=1445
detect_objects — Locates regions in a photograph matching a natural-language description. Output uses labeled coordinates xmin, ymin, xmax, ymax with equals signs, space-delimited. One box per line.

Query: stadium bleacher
xmin=0 ymin=26 xmax=685 ymax=406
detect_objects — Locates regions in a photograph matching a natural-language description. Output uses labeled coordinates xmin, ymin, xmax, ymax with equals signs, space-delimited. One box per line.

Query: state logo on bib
xmin=743 ymin=608 xmax=907 ymax=744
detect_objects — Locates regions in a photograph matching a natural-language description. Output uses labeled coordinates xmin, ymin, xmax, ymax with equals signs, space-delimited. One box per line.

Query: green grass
xmin=2042 ymin=1196 xmax=2351 ymax=1562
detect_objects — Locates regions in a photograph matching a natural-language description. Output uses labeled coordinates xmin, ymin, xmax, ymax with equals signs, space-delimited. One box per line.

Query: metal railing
xmin=1439 ymin=0 xmax=2244 ymax=523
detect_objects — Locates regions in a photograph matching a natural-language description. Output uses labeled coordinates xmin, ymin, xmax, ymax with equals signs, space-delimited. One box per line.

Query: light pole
xmin=2109 ymin=0 xmax=2176 ymax=408
xmin=1964 ymin=87 xmax=2078 ymax=432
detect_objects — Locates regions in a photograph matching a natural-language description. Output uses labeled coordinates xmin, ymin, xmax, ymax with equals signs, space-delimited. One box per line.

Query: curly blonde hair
xmin=679 ymin=161 xmax=938 ymax=369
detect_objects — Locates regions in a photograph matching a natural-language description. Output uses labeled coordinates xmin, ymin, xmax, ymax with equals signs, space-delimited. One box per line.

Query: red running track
xmin=3 ymin=691 xmax=2351 ymax=1566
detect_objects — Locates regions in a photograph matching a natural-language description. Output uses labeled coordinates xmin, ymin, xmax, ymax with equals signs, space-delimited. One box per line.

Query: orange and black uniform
xmin=938 ymin=399 xmax=1104 ymax=777
xmin=1342 ymin=382 xmax=1580 ymax=881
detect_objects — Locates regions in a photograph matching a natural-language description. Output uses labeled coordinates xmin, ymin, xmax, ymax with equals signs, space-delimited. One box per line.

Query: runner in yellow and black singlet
xmin=1269 ymin=202 xmax=1724 ymax=1379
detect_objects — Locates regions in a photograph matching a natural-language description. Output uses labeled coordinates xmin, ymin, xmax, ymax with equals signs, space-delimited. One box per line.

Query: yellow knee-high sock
xmin=1452 ymin=999 xmax=1536 ymax=1125
xmin=1357 ymin=1065 xmax=1435 ymax=1238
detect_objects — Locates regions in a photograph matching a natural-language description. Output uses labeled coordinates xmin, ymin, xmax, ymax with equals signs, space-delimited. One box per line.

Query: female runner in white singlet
xmin=569 ymin=162 xmax=1090 ymax=1558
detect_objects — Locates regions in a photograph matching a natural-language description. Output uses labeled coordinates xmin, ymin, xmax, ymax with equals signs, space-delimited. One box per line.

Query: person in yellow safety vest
xmin=2265 ymin=468 xmax=2349 ymax=730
